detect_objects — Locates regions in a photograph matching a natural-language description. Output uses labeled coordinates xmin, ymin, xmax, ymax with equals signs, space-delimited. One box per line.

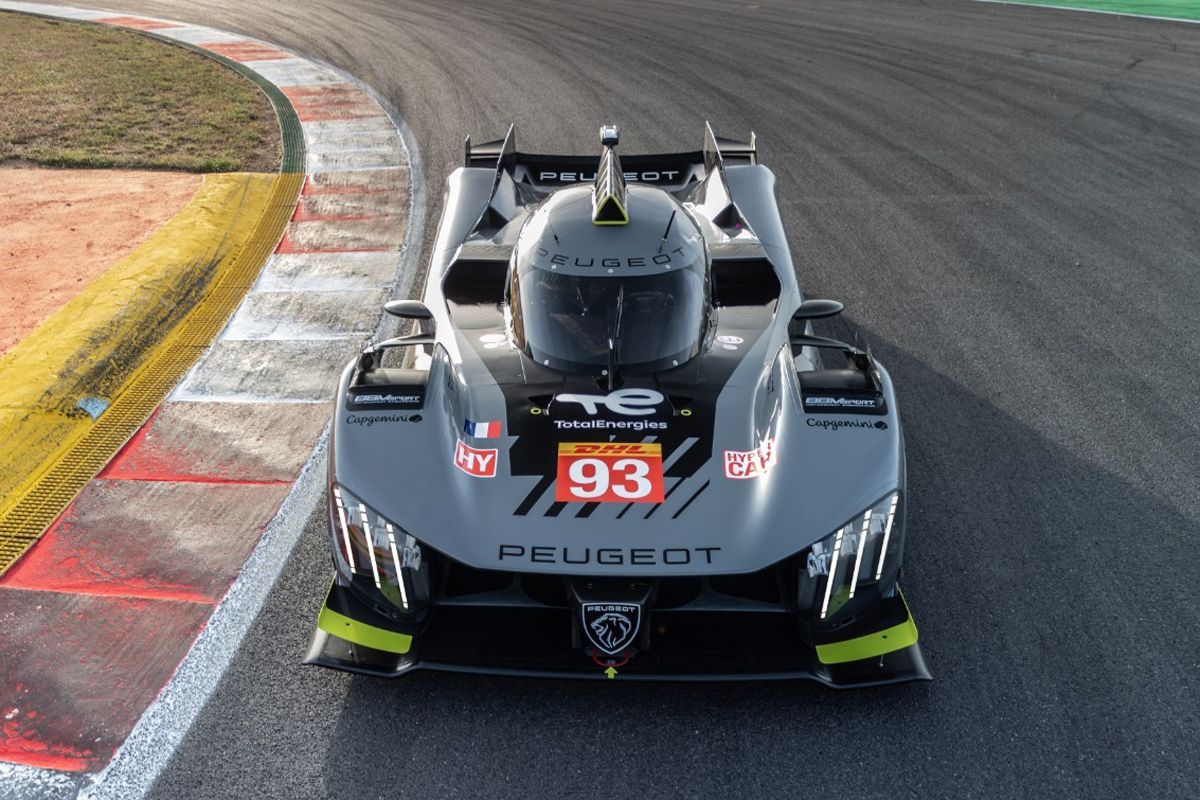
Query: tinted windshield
xmin=513 ymin=267 xmax=707 ymax=374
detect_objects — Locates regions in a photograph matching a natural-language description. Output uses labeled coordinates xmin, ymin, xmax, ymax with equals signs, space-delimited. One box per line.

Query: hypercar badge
xmin=581 ymin=602 xmax=642 ymax=655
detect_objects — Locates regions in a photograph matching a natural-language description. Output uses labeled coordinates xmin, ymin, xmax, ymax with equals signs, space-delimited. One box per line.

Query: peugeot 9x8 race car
xmin=304 ymin=124 xmax=930 ymax=686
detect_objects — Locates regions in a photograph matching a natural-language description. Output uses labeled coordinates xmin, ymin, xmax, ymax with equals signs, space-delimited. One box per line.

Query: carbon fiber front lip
xmin=306 ymin=635 xmax=930 ymax=687
xmin=413 ymin=644 xmax=930 ymax=687
xmin=304 ymin=586 xmax=932 ymax=687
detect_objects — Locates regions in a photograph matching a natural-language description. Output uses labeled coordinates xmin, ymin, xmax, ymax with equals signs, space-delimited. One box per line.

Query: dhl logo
xmin=558 ymin=442 xmax=662 ymax=457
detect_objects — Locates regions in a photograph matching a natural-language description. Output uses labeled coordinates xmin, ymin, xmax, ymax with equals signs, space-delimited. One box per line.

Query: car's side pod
xmin=789 ymin=300 xmax=889 ymax=416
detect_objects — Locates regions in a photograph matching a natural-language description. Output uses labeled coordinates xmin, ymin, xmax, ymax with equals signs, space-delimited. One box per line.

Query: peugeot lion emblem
xmin=581 ymin=602 xmax=642 ymax=655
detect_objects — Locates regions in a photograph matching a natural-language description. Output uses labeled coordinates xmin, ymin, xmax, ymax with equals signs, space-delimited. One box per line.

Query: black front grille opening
xmin=441 ymin=561 xmax=512 ymax=598
xmin=654 ymin=577 xmax=703 ymax=609
xmin=709 ymin=567 xmax=782 ymax=605
xmin=520 ymin=574 xmax=570 ymax=607
xmin=436 ymin=557 xmax=792 ymax=610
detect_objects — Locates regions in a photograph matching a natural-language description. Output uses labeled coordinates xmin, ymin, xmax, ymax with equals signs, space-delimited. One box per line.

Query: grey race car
xmin=304 ymin=124 xmax=930 ymax=686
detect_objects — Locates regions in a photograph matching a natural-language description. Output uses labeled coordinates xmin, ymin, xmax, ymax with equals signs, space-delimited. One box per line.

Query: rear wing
xmin=464 ymin=122 xmax=756 ymax=191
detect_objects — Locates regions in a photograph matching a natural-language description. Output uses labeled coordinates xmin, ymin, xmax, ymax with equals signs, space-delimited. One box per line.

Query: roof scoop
xmin=592 ymin=125 xmax=629 ymax=226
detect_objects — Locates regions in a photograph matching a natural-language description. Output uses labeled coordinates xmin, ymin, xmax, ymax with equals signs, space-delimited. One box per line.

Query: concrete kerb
xmin=77 ymin=436 xmax=331 ymax=800
xmin=0 ymin=4 xmax=424 ymax=797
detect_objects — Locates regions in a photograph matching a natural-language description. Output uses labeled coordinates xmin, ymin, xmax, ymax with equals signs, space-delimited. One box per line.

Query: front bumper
xmin=303 ymin=578 xmax=931 ymax=688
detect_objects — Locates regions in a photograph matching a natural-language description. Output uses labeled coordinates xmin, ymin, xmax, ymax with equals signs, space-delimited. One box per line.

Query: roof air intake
xmin=592 ymin=124 xmax=629 ymax=226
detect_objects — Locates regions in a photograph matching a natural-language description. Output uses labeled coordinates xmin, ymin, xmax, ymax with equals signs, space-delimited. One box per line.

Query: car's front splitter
xmin=303 ymin=580 xmax=931 ymax=688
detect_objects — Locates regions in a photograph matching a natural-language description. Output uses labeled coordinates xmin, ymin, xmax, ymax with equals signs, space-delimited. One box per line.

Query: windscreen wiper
xmin=606 ymin=284 xmax=626 ymax=391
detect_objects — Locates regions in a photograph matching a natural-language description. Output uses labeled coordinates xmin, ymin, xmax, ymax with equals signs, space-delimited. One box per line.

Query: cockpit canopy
xmin=509 ymin=185 xmax=709 ymax=375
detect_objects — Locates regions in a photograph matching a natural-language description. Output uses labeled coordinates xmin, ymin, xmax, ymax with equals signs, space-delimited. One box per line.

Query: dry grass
xmin=0 ymin=12 xmax=280 ymax=172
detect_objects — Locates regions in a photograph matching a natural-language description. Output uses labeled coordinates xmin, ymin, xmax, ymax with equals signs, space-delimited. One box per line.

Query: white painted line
xmin=241 ymin=59 xmax=344 ymax=86
xmin=174 ymin=339 xmax=363 ymax=401
xmin=222 ymin=288 xmax=389 ymax=340
xmin=0 ymin=1 xmax=106 ymax=19
xmin=0 ymin=763 xmax=78 ymax=800
xmin=303 ymin=123 xmax=404 ymax=150
xmin=254 ymin=252 xmax=401 ymax=292
xmin=302 ymin=117 xmax=399 ymax=136
xmin=153 ymin=25 xmax=243 ymax=44
xmin=973 ymin=0 xmax=1200 ymax=25
xmin=284 ymin=220 xmax=404 ymax=251
xmin=307 ymin=147 xmax=407 ymax=172
xmin=305 ymin=134 xmax=405 ymax=154
xmin=163 ymin=393 xmax=332 ymax=405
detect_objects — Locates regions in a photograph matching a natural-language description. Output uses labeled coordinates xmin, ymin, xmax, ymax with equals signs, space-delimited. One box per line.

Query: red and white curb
xmin=0 ymin=4 xmax=423 ymax=798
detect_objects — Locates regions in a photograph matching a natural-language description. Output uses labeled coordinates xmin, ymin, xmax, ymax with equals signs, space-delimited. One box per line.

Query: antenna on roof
xmin=658 ymin=209 xmax=676 ymax=253
xmin=593 ymin=124 xmax=629 ymax=226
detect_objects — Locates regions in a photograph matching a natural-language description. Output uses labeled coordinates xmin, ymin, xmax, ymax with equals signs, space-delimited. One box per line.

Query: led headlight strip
xmin=358 ymin=503 xmax=382 ymax=589
xmin=331 ymin=484 xmax=418 ymax=611
xmin=847 ymin=509 xmax=872 ymax=600
xmin=384 ymin=522 xmax=409 ymax=609
xmin=875 ymin=494 xmax=899 ymax=581
xmin=332 ymin=486 xmax=356 ymax=573
xmin=819 ymin=527 xmax=845 ymax=620
xmin=816 ymin=491 xmax=901 ymax=620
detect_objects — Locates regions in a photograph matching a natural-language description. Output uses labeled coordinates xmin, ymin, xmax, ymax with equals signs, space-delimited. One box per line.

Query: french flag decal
xmin=463 ymin=419 xmax=501 ymax=438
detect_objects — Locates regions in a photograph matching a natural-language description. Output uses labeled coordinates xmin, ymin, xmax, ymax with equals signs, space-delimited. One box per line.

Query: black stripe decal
xmin=514 ymin=474 xmax=554 ymax=516
xmin=671 ymin=480 xmax=710 ymax=519
xmin=643 ymin=477 xmax=688 ymax=520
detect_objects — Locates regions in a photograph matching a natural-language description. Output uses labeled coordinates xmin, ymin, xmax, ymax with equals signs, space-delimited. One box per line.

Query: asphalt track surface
xmin=56 ymin=0 xmax=1200 ymax=797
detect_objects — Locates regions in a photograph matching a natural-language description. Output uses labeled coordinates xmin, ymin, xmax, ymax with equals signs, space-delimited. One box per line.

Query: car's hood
xmin=331 ymin=337 xmax=903 ymax=576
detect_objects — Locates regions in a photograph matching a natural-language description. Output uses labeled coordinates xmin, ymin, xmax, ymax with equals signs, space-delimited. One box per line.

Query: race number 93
xmin=555 ymin=442 xmax=665 ymax=503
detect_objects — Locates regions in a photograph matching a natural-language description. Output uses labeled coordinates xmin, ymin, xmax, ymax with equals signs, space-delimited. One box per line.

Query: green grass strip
xmin=986 ymin=0 xmax=1200 ymax=23
xmin=136 ymin=30 xmax=306 ymax=174
xmin=0 ymin=9 xmax=305 ymax=173
xmin=0 ymin=12 xmax=283 ymax=172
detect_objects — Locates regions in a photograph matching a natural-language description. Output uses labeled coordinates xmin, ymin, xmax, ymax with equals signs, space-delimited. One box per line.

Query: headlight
xmin=798 ymin=492 xmax=902 ymax=624
xmin=329 ymin=483 xmax=430 ymax=613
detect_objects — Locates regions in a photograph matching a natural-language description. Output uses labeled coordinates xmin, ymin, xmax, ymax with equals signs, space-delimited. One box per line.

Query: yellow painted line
xmin=0 ymin=171 xmax=304 ymax=574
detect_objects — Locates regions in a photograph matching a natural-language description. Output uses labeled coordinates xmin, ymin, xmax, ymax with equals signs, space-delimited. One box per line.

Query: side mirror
xmin=791 ymin=299 xmax=843 ymax=321
xmin=384 ymin=299 xmax=435 ymax=335
xmin=384 ymin=299 xmax=433 ymax=320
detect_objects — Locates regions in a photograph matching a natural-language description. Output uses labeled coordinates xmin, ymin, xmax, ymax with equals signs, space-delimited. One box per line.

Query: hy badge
xmin=581 ymin=602 xmax=642 ymax=656
xmin=454 ymin=441 xmax=497 ymax=477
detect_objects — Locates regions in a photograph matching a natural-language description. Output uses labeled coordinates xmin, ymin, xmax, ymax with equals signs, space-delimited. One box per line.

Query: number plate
xmin=555 ymin=442 xmax=665 ymax=503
